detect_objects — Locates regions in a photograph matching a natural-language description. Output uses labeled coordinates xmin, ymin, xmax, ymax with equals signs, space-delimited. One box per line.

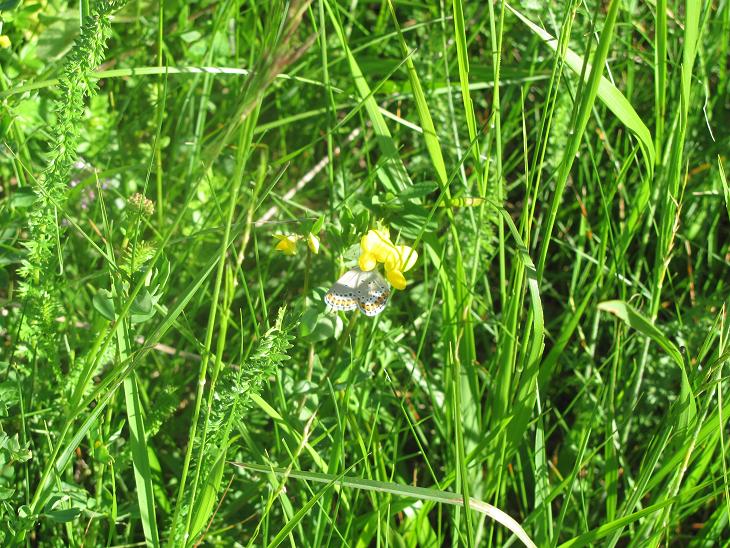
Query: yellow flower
xmin=357 ymin=227 xmax=418 ymax=289
xmin=386 ymin=245 xmax=418 ymax=273
xmin=360 ymin=228 xmax=395 ymax=264
xmin=307 ymin=233 xmax=320 ymax=254
xmin=386 ymin=269 xmax=407 ymax=290
xmin=0 ymin=36 xmax=10 ymax=49
xmin=358 ymin=252 xmax=377 ymax=271
xmin=274 ymin=234 xmax=300 ymax=255
xmin=359 ymin=228 xmax=394 ymax=271
xmin=383 ymin=245 xmax=418 ymax=290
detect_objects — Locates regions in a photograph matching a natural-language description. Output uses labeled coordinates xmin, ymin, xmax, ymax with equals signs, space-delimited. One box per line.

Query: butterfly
xmin=324 ymin=267 xmax=391 ymax=316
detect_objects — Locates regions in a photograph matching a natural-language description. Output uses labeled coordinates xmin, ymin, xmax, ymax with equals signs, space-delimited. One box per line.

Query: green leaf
xmin=0 ymin=0 xmax=22 ymax=11
xmin=388 ymin=2 xmax=449 ymax=189
xmin=44 ymin=507 xmax=81 ymax=523
xmin=131 ymin=289 xmax=155 ymax=324
xmin=325 ymin=0 xmax=411 ymax=193
xmin=490 ymin=202 xmax=545 ymax=455
xmin=123 ymin=373 xmax=160 ymax=548
xmin=93 ymin=289 xmax=115 ymax=321
xmin=17 ymin=505 xmax=33 ymax=519
xmin=396 ymin=182 xmax=438 ymax=201
xmin=299 ymin=307 xmax=339 ymax=342
xmin=389 ymin=202 xmax=438 ymax=239
xmin=719 ymin=157 xmax=730 ymax=223
xmin=9 ymin=188 xmax=37 ymax=209
xmin=557 ymin=486 xmax=706 ymax=548
xmin=597 ymin=301 xmax=682 ymax=365
xmin=189 ymin=447 xmax=228 ymax=542
xmin=36 ymin=13 xmax=79 ymax=61
xmin=311 ymin=214 xmax=325 ymax=234
xmin=33 ymin=242 xmax=221 ymax=515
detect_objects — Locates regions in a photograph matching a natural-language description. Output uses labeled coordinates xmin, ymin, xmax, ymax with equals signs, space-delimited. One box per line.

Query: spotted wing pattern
xmin=324 ymin=269 xmax=361 ymax=312
xmin=324 ymin=268 xmax=390 ymax=316
xmin=354 ymin=269 xmax=390 ymax=316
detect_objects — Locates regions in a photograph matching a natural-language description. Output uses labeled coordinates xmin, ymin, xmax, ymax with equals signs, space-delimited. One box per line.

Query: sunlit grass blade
xmin=719 ymin=157 xmax=729 ymax=222
xmin=387 ymin=1 xmax=447 ymax=188
xmin=598 ymin=300 xmax=696 ymax=426
xmin=451 ymin=0 xmax=481 ymax=167
xmin=122 ymin=373 xmax=160 ymax=548
xmin=487 ymin=199 xmax=544 ymax=455
xmin=31 ymin=237 xmax=223 ymax=515
xmin=325 ymin=0 xmax=411 ymax=193
xmin=232 ymin=462 xmax=538 ymax=548
xmin=506 ymin=2 xmax=654 ymax=177
xmin=5 ymin=0 xmax=730 ymax=544
xmin=533 ymin=396 xmax=552 ymax=545
xmin=558 ymin=483 xmax=716 ymax=548
xmin=654 ymin=0 xmax=667 ymax=153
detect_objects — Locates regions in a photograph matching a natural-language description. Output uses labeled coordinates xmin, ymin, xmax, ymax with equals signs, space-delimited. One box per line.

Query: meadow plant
xmin=1 ymin=0 xmax=729 ymax=546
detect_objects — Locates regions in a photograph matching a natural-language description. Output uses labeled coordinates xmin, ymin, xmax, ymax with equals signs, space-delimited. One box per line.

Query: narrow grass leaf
xmin=558 ymin=484 xmax=713 ymax=548
xmin=189 ymin=447 xmax=228 ymax=542
xmin=232 ymin=462 xmax=538 ymax=548
xmin=325 ymin=0 xmax=411 ymax=193
xmin=387 ymin=1 xmax=448 ymax=188
xmin=506 ymin=3 xmax=654 ymax=177
xmin=489 ymin=201 xmax=545 ymax=450
xmin=598 ymin=300 xmax=696 ymax=425
xmin=34 ymin=245 xmax=221 ymax=512
xmin=719 ymin=157 xmax=730 ymax=222
xmin=451 ymin=0 xmax=479 ymax=148
xmin=123 ymin=373 xmax=160 ymax=548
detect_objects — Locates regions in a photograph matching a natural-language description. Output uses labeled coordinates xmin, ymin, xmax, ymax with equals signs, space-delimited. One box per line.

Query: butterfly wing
xmin=324 ymin=268 xmax=390 ymax=316
xmin=324 ymin=268 xmax=362 ymax=311
xmin=355 ymin=270 xmax=390 ymax=317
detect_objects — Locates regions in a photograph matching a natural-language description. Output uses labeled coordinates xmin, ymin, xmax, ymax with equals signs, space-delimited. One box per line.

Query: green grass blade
xmin=387 ymin=1 xmax=447 ymax=188
xmin=451 ymin=0 xmax=480 ymax=158
xmin=232 ymin=462 xmax=537 ymax=548
xmin=489 ymin=201 xmax=545 ymax=451
xmin=558 ymin=484 xmax=714 ymax=548
xmin=122 ymin=373 xmax=160 ymax=548
xmin=597 ymin=301 xmax=683 ymax=365
xmin=598 ymin=300 xmax=696 ymax=427
xmin=31 ymin=243 xmax=222 ymax=514
xmin=325 ymin=0 xmax=411 ymax=193
xmin=533 ymin=395 xmax=552 ymax=544
xmin=0 ymin=66 xmax=344 ymax=100
xmin=654 ymin=0 xmax=667 ymax=153
xmin=506 ymin=3 xmax=654 ymax=177
xmin=188 ymin=445 xmax=228 ymax=542
xmin=719 ymin=157 xmax=730 ymax=222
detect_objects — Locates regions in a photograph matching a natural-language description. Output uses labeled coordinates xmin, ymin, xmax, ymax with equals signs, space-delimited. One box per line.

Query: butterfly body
xmin=324 ymin=267 xmax=390 ymax=316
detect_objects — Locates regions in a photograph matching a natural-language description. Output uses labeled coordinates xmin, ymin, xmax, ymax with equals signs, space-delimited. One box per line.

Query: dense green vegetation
xmin=1 ymin=0 xmax=729 ymax=545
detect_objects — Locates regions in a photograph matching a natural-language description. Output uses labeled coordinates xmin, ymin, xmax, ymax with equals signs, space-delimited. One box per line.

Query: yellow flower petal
xmin=374 ymin=227 xmax=391 ymax=243
xmin=361 ymin=229 xmax=392 ymax=253
xmin=359 ymin=251 xmax=377 ymax=271
xmin=395 ymin=245 xmax=418 ymax=272
xmin=307 ymin=233 xmax=320 ymax=254
xmin=274 ymin=235 xmax=298 ymax=255
xmin=358 ymin=228 xmax=417 ymax=288
xmin=384 ymin=251 xmax=398 ymax=272
xmin=386 ymin=269 xmax=407 ymax=290
xmin=374 ymin=244 xmax=395 ymax=265
xmin=360 ymin=231 xmax=377 ymax=252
